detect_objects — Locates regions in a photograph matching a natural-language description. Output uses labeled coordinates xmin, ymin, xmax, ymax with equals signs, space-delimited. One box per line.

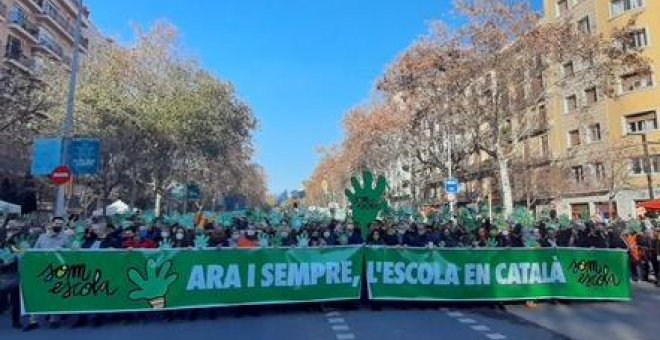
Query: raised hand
xmin=258 ymin=232 xmax=270 ymax=247
xmin=194 ymin=234 xmax=209 ymax=249
xmin=344 ymin=171 xmax=388 ymax=235
xmin=159 ymin=238 xmax=173 ymax=249
xmin=337 ymin=231 xmax=349 ymax=246
xmin=297 ymin=231 xmax=310 ymax=248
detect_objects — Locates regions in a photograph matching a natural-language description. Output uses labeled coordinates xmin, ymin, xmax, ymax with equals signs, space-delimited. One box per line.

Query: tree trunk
xmin=497 ymin=156 xmax=514 ymax=217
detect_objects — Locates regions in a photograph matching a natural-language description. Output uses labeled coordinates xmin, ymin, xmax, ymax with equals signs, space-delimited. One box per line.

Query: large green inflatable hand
xmin=345 ymin=171 xmax=388 ymax=235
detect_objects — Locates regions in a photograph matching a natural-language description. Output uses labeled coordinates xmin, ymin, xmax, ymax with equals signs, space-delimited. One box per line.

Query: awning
xmin=639 ymin=200 xmax=660 ymax=212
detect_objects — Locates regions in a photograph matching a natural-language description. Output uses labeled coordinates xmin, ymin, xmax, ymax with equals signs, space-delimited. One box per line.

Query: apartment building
xmin=543 ymin=0 xmax=660 ymax=219
xmin=0 ymin=0 xmax=92 ymax=211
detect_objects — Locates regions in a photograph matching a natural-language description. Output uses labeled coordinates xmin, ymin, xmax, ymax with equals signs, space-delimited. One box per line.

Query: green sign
xmin=19 ymin=247 xmax=631 ymax=314
xmin=365 ymin=247 xmax=631 ymax=301
xmin=20 ymin=247 xmax=363 ymax=314
xmin=345 ymin=170 xmax=388 ymax=235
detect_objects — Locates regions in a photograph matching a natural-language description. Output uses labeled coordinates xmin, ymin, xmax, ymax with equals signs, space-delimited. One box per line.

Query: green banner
xmin=365 ymin=247 xmax=631 ymax=301
xmin=20 ymin=247 xmax=363 ymax=314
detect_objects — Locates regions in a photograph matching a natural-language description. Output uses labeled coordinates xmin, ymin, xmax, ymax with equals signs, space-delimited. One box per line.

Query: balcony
xmin=33 ymin=37 xmax=70 ymax=67
xmin=37 ymin=2 xmax=76 ymax=42
xmin=4 ymin=50 xmax=35 ymax=73
xmin=8 ymin=14 xmax=40 ymax=43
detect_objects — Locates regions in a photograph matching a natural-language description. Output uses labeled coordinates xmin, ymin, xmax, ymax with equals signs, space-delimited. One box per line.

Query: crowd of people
xmin=1 ymin=210 xmax=659 ymax=331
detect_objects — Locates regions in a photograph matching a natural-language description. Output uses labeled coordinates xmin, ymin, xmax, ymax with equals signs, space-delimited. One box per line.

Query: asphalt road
xmin=1 ymin=284 xmax=656 ymax=340
xmin=0 ymin=304 xmax=565 ymax=340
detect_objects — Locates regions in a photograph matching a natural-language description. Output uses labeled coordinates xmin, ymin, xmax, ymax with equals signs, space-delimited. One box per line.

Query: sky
xmin=86 ymin=0 xmax=542 ymax=195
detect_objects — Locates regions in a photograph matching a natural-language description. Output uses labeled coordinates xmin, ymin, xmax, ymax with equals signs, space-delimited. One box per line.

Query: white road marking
xmin=458 ymin=318 xmax=477 ymax=324
xmin=326 ymin=311 xmax=342 ymax=317
xmin=332 ymin=325 xmax=350 ymax=332
xmin=336 ymin=334 xmax=355 ymax=340
xmin=327 ymin=317 xmax=346 ymax=324
xmin=471 ymin=325 xmax=491 ymax=332
xmin=447 ymin=311 xmax=464 ymax=317
xmin=485 ymin=333 xmax=507 ymax=340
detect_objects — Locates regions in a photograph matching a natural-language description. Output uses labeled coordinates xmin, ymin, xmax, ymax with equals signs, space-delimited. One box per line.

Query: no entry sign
xmin=50 ymin=166 xmax=72 ymax=185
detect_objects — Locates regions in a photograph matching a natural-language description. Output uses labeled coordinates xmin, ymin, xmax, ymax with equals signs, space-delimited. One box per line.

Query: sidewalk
xmin=507 ymin=283 xmax=659 ymax=340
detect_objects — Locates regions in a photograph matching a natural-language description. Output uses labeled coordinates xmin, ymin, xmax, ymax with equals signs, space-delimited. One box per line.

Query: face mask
xmin=502 ymin=230 xmax=509 ymax=236
xmin=323 ymin=231 xmax=331 ymax=238
xmin=175 ymin=233 xmax=184 ymax=241
xmin=161 ymin=231 xmax=170 ymax=239
xmin=373 ymin=234 xmax=380 ymax=240
xmin=247 ymin=230 xmax=256 ymax=237
xmin=139 ymin=225 xmax=148 ymax=232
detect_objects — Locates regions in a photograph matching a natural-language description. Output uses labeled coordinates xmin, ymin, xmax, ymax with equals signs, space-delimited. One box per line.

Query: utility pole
xmin=54 ymin=0 xmax=84 ymax=217
xmin=446 ymin=131 xmax=455 ymax=218
xmin=640 ymin=133 xmax=655 ymax=200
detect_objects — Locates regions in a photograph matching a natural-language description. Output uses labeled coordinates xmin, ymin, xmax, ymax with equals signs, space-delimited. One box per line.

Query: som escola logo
xmin=37 ymin=263 xmax=118 ymax=299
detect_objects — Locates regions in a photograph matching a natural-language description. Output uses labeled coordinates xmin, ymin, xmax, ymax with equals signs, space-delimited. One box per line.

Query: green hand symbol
xmin=0 ymin=249 xmax=16 ymax=264
xmin=258 ymin=233 xmax=270 ymax=247
xmin=159 ymin=238 xmax=173 ymax=249
xmin=487 ymin=237 xmax=498 ymax=248
xmin=297 ymin=231 xmax=310 ymax=248
xmin=128 ymin=259 xmax=178 ymax=309
xmin=194 ymin=234 xmax=209 ymax=249
xmin=337 ymin=232 xmax=349 ymax=246
xmin=345 ymin=171 xmax=388 ymax=235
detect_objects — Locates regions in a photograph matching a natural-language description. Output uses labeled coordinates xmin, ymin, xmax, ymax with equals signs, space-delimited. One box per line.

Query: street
xmin=0 ymin=304 xmax=565 ymax=340
xmin=3 ymin=284 xmax=657 ymax=340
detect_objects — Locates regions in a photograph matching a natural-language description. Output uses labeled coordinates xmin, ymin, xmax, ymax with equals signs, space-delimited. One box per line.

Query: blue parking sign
xmin=445 ymin=178 xmax=459 ymax=194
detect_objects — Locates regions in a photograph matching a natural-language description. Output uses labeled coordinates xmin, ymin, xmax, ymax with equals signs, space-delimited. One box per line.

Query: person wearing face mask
xmin=383 ymin=226 xmax=399 ymax=246
xmin=369 ymin=230 xmax=384 ymax=246
xmin=346 ymin=223 xmax=364 ymax=245
xmin=238 ymin=226 xmax=258 ymax=249
xmin=228 ymin=229 xmax=241 ymax=248
xmin=25 ymin=217 xmax=72 ymax=331
xmin=320 ymin=228 xmax=336 ymax=246
xmin=33 ymin=217 xmax=70 ymax=250
xmin=279 ymin=228 xmax=296 ymax=247
xmin=171 ymin=227 xmax=192 ymax=248
xmin=1 ymin=220 xmax=23 ymax=329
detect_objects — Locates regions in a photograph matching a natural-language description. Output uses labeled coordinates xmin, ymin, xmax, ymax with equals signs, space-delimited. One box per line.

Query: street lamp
xmin=54 ymin=0 xmax=84 ymax=217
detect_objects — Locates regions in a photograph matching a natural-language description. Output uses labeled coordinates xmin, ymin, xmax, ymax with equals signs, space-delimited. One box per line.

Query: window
xmin=625 ymin=29 xmax=648 ymax=50
xmin=9 ymin=5 xmax=27 ymax=25
xmin=625 ymin=111 xmax=657 ymax=134
xmin=565 ymin=94 xmax=578 ymax=113
xmin=5 ymin=36 xmax=22 ymax=58
xmin=593 ymin=163 xmax=605 ymax=180
xmin=557 ymin=0 xmax=569 ymax=16
xmin=621 ymin=72 xmax=654 ymax=92
xmin=585 ymin=87 xmax=598 ymax=105
xmin=541 ymin=134 xmax=550 ymax=157
xmin=631 ymin=158 xmax=644 ymax=174
xmin=572 ymin=166 xmax=585 ymax=183
xmin=578 ymin=16 xmax=591 ymax=34
xmin=611 ymin=0 xmax=644 ymax=17
xmin=563 ymin=61 xmax=575 ymax=77
xmin=589 ymin=124 xmax=602 ymax=142
xmin=569 ymin=129 xmax=581 ymax=147
xmin=630 ymin=156 xmax=660 ymax=174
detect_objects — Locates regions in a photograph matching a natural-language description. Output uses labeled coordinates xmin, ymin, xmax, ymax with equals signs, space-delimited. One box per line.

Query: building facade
xmin=543 ymin=0 xmax=660 ymax=219
xmin=0 ymin=0 xmax=93 ymax=212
